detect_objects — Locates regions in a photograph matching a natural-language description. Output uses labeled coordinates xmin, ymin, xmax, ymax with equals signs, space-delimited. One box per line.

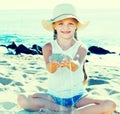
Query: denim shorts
xmin=49 ymin=92 xmax=87 ymax=107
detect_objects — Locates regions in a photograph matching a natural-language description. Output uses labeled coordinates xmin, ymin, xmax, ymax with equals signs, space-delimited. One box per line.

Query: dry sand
xmin=0 ymin=54 xmax=120 ymax=114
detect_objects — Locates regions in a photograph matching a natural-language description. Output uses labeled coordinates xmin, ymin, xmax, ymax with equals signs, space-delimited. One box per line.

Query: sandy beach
xmin=0 ymin=54 xmax=120 ymax=114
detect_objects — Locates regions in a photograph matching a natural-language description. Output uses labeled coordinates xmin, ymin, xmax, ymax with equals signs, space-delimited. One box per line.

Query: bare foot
xmin=39 ymin=108 xmax=71 ymax=114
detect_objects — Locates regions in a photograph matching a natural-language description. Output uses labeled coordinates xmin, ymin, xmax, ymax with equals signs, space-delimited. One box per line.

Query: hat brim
xmin=41 ymin=15 xmax=89 ymax=31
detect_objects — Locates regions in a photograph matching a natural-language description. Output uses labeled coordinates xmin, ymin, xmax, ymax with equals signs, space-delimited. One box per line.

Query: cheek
xmin=54 ymin=26 xmax=62 ymax=32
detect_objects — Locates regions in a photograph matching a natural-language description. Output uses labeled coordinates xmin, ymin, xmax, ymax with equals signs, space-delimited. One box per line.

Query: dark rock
xmin=0 ymin=42 xmax=43 ymax=55
xmin=15 ymin=44 xmax=38 ymax=55
xmin=7 ymin=41 xmax=17 ymax=49
xmin=31 ymin=44 xmax=43 ymax=55
xmin=88 ymin=46 xmax=116 ymax=55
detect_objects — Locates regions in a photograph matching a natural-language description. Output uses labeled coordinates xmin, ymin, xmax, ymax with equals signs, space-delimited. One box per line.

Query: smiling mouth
xmin=61 ymin=31 xmax=71 ymax=34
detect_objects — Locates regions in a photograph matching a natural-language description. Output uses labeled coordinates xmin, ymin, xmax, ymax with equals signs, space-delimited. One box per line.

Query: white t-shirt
xmin=47 ymin=40 xmax=87 ymax=98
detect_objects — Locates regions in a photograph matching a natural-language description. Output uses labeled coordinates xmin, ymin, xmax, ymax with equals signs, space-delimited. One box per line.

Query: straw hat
xmin=41 ymin=3 xmax=89 ymax=31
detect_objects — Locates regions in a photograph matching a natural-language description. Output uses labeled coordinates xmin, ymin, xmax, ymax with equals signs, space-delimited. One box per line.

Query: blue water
xmin=0 ymin=9 xmax=120 ymax=48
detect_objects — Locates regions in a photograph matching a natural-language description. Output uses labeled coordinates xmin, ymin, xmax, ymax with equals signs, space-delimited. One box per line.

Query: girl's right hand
xmin=46 ymin=61 xmax=60 ymax=73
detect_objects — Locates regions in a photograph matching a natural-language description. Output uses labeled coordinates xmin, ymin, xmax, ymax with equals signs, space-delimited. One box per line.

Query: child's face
xmin=53 ymin=18 xmax=78 ymax=39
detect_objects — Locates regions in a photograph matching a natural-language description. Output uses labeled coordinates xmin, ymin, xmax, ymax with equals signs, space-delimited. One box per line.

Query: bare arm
xmin=42 ymin=43 xmax=60 ymax=73
xmin=64 ymin=44 xmax=87 ymax=71
xmin=75 ymin=44 xmax=88 ymax=64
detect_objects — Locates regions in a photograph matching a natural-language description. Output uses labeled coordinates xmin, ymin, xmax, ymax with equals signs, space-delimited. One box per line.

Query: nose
xmin=62 ymin=24 xmax=69 ymax=30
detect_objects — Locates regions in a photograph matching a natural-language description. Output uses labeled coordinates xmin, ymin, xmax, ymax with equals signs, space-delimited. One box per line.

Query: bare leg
xmin=18 ymin=93 xmax=116 ymax=114
xmin=72 ymin=104 xmax=114 ymax=114
xmin=73 ymin=95 xmax=116 ymax=114
xmin=38 ymin=102 xmax=115 ymax=114
xmin=17 ymin=93 xmax=70 ymax=112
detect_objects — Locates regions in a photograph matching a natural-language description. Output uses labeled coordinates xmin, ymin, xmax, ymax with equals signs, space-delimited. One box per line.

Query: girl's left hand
xmin=60 ymin=59 xmax=79 ymax=71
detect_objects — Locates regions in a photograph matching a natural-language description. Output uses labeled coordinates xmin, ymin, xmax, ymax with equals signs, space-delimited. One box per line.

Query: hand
xmin=60 ymin=60 xmax=79 ymax=72
xmin=60 ymin=59 xmax=69 ymax=67
xmin=46 ymin=61 xmax=60 ymax=73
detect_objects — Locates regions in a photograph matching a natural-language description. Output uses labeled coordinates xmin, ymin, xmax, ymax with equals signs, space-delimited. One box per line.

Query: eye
xmin=58 ymin=23 xmax=63 ymax=25
xmin=69 ymin=22 xmax=74 ymax=25
xmin=68 ymin=22 xmax=75 ymax=26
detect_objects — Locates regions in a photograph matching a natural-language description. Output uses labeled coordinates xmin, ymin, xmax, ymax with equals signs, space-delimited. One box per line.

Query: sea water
xmin=0 ymin=9 xmax=120 ymax=66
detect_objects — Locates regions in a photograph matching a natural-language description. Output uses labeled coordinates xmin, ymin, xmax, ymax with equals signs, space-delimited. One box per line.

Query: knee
xmin=103 ymin=100 xmax=116 ymax=112
xmin=17 ymin=94 xmax=29 ymax=109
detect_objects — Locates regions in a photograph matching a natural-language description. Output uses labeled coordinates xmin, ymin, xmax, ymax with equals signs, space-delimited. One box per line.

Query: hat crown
xmin=53 ymin=4 xmax=77 ymax=18
xmin=42 ymin=3 xmax=89 ymax=31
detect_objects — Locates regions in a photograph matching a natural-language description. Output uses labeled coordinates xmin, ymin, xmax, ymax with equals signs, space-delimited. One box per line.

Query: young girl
xmin=17 ymin=3 xmax=116 ymax=114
